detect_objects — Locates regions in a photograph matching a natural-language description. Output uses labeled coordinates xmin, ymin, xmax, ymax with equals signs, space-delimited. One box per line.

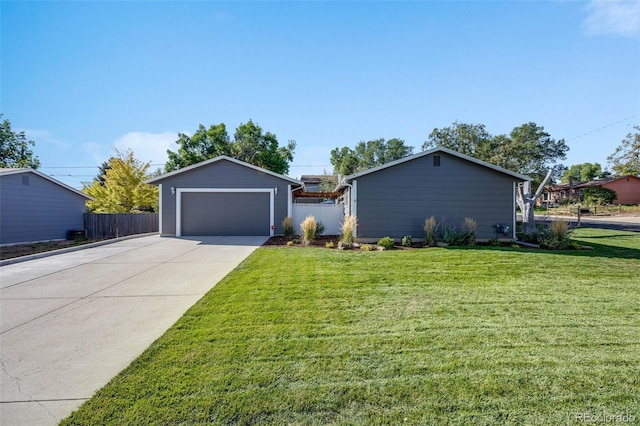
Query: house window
xmin=433 ymin=155 xmax=441 ymax=167
xmin=21 ymin=176 xmax=29 ymax=186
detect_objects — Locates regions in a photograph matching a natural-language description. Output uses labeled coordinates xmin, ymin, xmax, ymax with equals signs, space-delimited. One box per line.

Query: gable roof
xmin=0 ymin=168 xmax=93 ymax=200
xmin=548 ymin=175 xmax=640 ymax=191
xmin=145 ymin=155 xmax=303 ymax=185
xmin=344 ymin=146 xmax=532 ymax=182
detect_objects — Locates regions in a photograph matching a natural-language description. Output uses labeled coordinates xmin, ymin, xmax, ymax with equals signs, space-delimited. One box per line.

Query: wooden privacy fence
xmin=83 ymin=213 xmax=159 ymax=239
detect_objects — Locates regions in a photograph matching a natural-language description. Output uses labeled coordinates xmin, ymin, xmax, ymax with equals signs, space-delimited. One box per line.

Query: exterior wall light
xmin=171 ymin=187 xmax=176 ymax=195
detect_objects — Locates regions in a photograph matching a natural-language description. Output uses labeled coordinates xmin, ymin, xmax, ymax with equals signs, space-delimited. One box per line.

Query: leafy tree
xmin=423 ymin=122 xmax=494 ymax=159
xmin=92 ymin=159 xmax=113 ymax=186
xmin=330 ymin=138 xmax=414 ymax=175
xmin=232 ymin=120 xmax=296 ymax=175
xmin=319 ymin=170 xmax=338 ymax=193
xmin=423 ymin=121 xmax=569 ymax=187
xmin=561 ymin=162 xmax=609 ymax=183
xmin=84 ymin=149 xmax=158 ymax=213
xmin=165 ymin=120 xmax=296 ymax=175
xmin=582 ymin=186 xmax=617 ymax=206
xmin=0 ymin=114 xmax=40 ymax=169
xmin=165 ymin=123 xmax=231 ymax=172
xmin=607 ymin=125 xmax=640 ymax=176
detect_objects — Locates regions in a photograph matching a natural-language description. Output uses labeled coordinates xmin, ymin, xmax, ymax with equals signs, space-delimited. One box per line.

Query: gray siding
xmin=355 ymin=152 xmax=516 ymax=240
xmin=153 ymin=160 xmax=294 ymax=236
xmin=0 ymin=172 xmax=87 ymax=244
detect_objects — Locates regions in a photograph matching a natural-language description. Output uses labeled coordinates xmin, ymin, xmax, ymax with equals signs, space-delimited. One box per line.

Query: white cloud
xmin=81 ymin=141 xmax=111 ymax=166
xmin=20 ymin=128 xmax=70 ymax=149
xmin=583 ymin=0 xmax=640 ymax=37
xmin=113 ymin=131 xmax=177 ymax=166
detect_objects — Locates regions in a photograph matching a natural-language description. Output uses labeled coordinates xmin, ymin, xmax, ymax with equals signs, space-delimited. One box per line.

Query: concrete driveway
xmin=0 ymin=235 xmax=266 ymax=425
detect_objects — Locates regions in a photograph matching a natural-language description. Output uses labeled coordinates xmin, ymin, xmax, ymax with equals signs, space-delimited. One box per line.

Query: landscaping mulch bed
xmin=0 ymin=239 xmax=101 ymax=261
xmin=262 ymin=236 xmax=517 ymax=250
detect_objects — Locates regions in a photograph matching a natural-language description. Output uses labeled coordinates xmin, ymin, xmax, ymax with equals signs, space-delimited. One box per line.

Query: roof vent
xmin=433 ymin=155 xmax=441 ymax=167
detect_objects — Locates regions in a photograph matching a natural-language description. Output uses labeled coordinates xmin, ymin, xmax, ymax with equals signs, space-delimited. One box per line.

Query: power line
xmin=567 ymin=114 xmax=638 ymax=142
xmin=41 ymin=163 xmax=166 ymax=169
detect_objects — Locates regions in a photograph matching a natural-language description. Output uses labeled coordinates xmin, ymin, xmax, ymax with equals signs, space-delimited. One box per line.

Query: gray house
xmin=338 ymin=147 xmax=531 ymax=241
xmin=146 ymin=156 xmax=303 ymax=237
xmin=0 ymin=168 xmax=92 ymax=245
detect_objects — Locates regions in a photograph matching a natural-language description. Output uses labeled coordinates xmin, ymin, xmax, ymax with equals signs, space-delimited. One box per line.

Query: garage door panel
xmin=182 ymin=192 xmax=270 ymax=236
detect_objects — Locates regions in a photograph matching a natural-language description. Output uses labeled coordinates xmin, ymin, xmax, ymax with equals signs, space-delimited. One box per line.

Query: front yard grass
xmin=62 ymin=228 xmax=640 ymax=425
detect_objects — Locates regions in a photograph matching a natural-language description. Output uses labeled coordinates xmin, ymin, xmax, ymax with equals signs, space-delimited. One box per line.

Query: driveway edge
xmin=0 ymin=233 xmax=159 ymax=267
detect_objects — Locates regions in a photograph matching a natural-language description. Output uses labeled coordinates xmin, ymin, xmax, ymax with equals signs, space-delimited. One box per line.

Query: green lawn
xmin=62 ymin=228 xmax=640 ymax=425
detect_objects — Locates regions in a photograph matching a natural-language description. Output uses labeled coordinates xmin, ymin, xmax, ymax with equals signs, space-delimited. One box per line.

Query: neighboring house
xmin=146 ymin=156 xmax=303 ymax=237
xmin=0 ymin=168 xmax=92 ymax=245
xmin=336 ymin=147 xmax=531 ymax=241
xmin=297 ymin=174 xmax=339 ymax=204
xmin=542 ymin=175 xmax=640 ymax=206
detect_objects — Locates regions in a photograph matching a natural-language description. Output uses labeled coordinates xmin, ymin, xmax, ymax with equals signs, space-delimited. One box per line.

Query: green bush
xmin=324 ymin=241 xmax=334 ymax=248
xmin=540 ymin=220 xmax=575 ymax=250
xmin=282 ymin=217 xmax=295 ymax=240
xmin=315 ymin=221 xmax=326 ymax=236
xmin=360 ymin=244 xmax=373 ymax=251
xmin=488 ymin=237 xmax=501 ymax=246
xmin=377 ymin=237 xmax=395 ymax=250
xmin=440 ymin=221 xmax=467 ymax=246
xmin=582 ymin=186 xmax=617 ymax=206
xmin=401 ymin=235 xmax=412 ymax=247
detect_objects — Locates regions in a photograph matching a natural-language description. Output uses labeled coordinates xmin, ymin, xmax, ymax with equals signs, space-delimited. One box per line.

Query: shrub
xmin=401 ymin=235 xmax=412 ymax=247
xmin=315 ymin=221 xmax=326 ymax=236
xmin=440 ymin=221 xmax=466 ymax=246
xmin=325 ymin=241 xmax=334 ymax=248
xmin=582 ymin=186 xmax=617 ymax=206
xmin=360 ymin=244 xmax=373 ymax=251
xmin=340 ymin=215 xmax=357 ymax=244
xmin=286 ymin=240 xmax=294 ymax=246
xmin=540 ymin=220 xmax=574 ymax=250
xmin=462 ymin=217 xmax=477 ymax=246
xmin=423 ymin=216 xmax=438 ymax=247
xmin=488 ymin=237 xmax=501 ymax=246
xmin=377 ymin=237 xmax=395 ymax=250
xmin=282 ymin=216 xmax=295 ymax=240
xmin=299 ymin=215 xmax=317 ymax=245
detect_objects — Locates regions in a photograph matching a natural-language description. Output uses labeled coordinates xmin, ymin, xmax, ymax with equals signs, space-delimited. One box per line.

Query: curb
xmin=0 ymin=233 xmax=159 ymax=267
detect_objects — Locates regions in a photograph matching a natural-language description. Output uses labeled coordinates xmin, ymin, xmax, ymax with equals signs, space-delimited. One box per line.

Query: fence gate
xmin=292 ymin=204 xmax=344 ymax=235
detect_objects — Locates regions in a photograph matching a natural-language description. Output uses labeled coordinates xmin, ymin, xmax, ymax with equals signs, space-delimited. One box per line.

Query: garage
xmin=146 ymin=156 xmax=303 ymax=238
xmin=179 ymin=190 xmax=271 ymax=236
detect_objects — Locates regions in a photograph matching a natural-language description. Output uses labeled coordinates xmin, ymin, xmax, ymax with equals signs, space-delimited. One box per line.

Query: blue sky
xmin=2 ymin=0 xmax=639 ymax=188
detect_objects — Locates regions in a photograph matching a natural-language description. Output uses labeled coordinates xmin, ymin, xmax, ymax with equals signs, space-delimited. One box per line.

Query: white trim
xmin=158 ymin=184 xmax=163 ymax=235
xmin=175 ymin=188 xmax=274 ymax=237
xmin=287 ymin=185 xmax=292 ymax=217
xmin=352 ymin=180 xmax=358 ymax=238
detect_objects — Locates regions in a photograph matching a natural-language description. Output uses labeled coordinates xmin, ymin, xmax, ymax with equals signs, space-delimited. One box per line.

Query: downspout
xmin=289 ymin=184 xmax=304 ymax=217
